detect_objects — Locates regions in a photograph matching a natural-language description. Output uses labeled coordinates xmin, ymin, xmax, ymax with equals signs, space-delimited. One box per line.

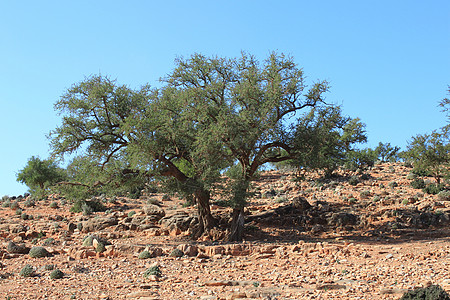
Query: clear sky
xmin=1 ymin=1 xmax=449 ymax=196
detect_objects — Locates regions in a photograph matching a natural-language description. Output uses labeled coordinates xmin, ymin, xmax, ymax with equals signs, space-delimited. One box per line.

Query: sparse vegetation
xmin=28 ymin=246 xmax=49 ymax=258
xmin=143 ymin=265 xmax=162 ymax=278
xmin=49 ymin=269 xmax=64 ymax=279
xmin=19 ymin=265 xmax=35 ymax=277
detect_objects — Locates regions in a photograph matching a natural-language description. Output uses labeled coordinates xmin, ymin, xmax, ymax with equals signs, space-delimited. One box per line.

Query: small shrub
xmin=82 ymin=235 xmax=95 ymax=247
xmin=275 ymin=196 xmax=289 ymax=203
xmin=138 ymin=250 xmax=152 ymax=259
xmin=95 ymin=242 xmax=106 ymax=253
xmin=143 ymin=265 xmax=161 ymax=278
xmin=437 ymin=190 xmax=450 ymax=201
xmin=70 ymin=199 xmax=105 ymax=214
xmin=24 ymin=198 xmax=35 ymax=207
xmin=410 ymin=178 xmax=426 ymax=189
xmin=348 ymin=176 xmax=359 ymax=186
xmin=423 ymin=183 xmax=445 ymax=195
xmin=406 ymin=173 xmax=417 ymax=180
xmin=10 ymin=201 xmax=20 ymax=210
xmin=388 ymin=181 xmax=398 ymax=189
xmin=29 ymin=246 xmax=49 ymax=258
xmin=128 ymin=210 xmax=136 ymax=217
xmin=348 ymin=197 xmax=357 ymax=204
xmin=398 ymin=284 xmax=450 ymax=300
xmin=169 ymin=248 xmax=184 ymax=257
xmin=49 ymin=201 xmax=58 ymax=209
xmin=81 ymin=203 xmax=93 ymax=216
xmin=15 ymin=208 xmax=23 ymax=215
xmin=19 ymin=264 xmax=35 ymax=277
xmin=2 ymin=200 xmax=11 ymax=207
xmin=359 ymin=190 xmax=371 ymax=199
xmin=162 ymin=194 xmax=171 ymax=201
xmin=43 ymin=238 xmax=55 ymax=246
xmin=372 ymin=195 xmax=381 ymax=202
xmin=49 ymin=269 xmax=64 ymax=279
xmin=21 ymin=212 xmax=29 ymax=220
xmin=44 ymin=264 xmax=55 ymax=271
xmin=402 ymin=199 xmax=409 ymax=205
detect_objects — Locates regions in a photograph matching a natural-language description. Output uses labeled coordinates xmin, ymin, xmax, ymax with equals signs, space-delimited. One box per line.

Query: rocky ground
xmin=0 ymin=163 xmax=449 ymax=300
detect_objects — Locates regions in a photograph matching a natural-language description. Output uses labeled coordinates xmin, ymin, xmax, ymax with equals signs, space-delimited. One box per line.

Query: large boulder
xmin=82 ymin=216 xmax=118 ymax=233
xmin=143 ymin=205 xmax=165 ymax=221
xmin=159 ymin=210 xmax=197 ymax=231
xmin=328 ymin=212 xmax=358 ymax=227
xmin=6 ymin=241 xmax=29 ymax=254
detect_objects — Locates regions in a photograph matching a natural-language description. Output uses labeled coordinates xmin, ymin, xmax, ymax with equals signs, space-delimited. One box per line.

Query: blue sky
xmin=1 ymin=1 xmax=449 ymax=196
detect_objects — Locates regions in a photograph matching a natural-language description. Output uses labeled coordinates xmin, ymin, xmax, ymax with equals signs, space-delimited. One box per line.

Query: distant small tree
xmin=404 ymin=127 xmax=450 ymax=184
xmin=404 ymin=86 xmax=450 ymax=184
xmin=290 ymin=105 xmax=367 ymax=177
xmin=345 ymin=148 xmax=378 ymax=171
xmin=375 ymin=142 xmax=401 ymax=162
xmin=16 ymin=156 xmax=66 ymax=197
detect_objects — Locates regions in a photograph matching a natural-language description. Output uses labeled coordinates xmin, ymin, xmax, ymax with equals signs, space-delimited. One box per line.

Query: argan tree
xmin=163 ymin=52 xmax=330 ymax=241
xmin=16 ymin=156 xmax=66 ymax=198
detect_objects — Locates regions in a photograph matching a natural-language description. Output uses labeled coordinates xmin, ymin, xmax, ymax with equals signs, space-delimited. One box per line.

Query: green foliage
xmin=399 ymin=284 xmax=450 ymax=300
xmin=348 ymin=176 xmax=360 ymax=186
xmin=169 ymin=248 xmax=184 ymax=257
xmin=289 ymin=106 xmax=367 ymax=177
xmin=375 ymin=142 xmax=401 ymax=162
xmin=95 ymin=242 xmax=106 ymax=253
xmin=28 ymin=246 xmax=49 ymax=258
xmin=19 ymin=264 xmax=35 ymax=277
xmin=70 ymin=199 xmax=105 ymax=214
xmin=388 ymin=181 xmax=398 ymax=189
xmin=345 ymin=148 xmax=378 ymax=171
xmin=138 ymin=250 xmax=152 ymax=259
xmin=437 ymin=190 xmax=450 ymax=201
xmin=143 ymin=265 xmax=162 ymax=278
xmin=49 ymin=269 xmax=64 ymax=279
xmin=404 ymin=126 xmax=450 ymax=184
xmin=423 ymin=183 xmax=445 ymax=195
xmin=49 ymin=201 xmax=58 ymax=209
xmin=16 ymin=156 xmax=66 ymax=198
xmin=410 ymin=178 xmax=426 ymax=189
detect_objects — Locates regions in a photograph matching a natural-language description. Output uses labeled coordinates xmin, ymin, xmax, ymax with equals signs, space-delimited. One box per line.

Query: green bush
xmin=359 ymin=190 xmax=371 ymax=199
xmin=49 ymin=269 xmax=64 ymax=279
xmin=19 ymin=264 xmax=35 ymax=277
xmin=28 ymin=246 xmax=49 ymax=258
xmin=388 ymin=181 xmax=398 ymax=189
xmin=423 ymin=183 xmax=446 ymax=195
xmin=138 ymin=250 xmax=152 ymax=259
xmin=70 ymin=199 xmax=105 ymax=214
xmin=143 ymin=265 xmax=161 ymax=278
xmin=410 ymin=178 xmax=426 ymax=189
xmin=95 ymin=242 xmax=106 ymax=253
xmin=437 ymin=190 xmax=450 ymax=201
xmin=169 ymin=248 xmax=184 ymax=257
xmin=43 ymin=238 xmax=55 ymax=246
xmin=348 ymin=176 xmax=359 ymax=186
xmin=49 ymin=201 xmax=58 ymax=209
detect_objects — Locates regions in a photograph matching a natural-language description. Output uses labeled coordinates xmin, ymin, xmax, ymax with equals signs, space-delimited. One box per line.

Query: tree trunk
xmin=228 ymin=207 xmax=245 ymax=242
xmin=193 ymin=188 xmax=217 ymax=239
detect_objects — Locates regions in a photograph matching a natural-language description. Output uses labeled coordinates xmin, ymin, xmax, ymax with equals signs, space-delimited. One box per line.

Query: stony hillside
xmin=0 ymin=163 xmax=449 ymax=299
